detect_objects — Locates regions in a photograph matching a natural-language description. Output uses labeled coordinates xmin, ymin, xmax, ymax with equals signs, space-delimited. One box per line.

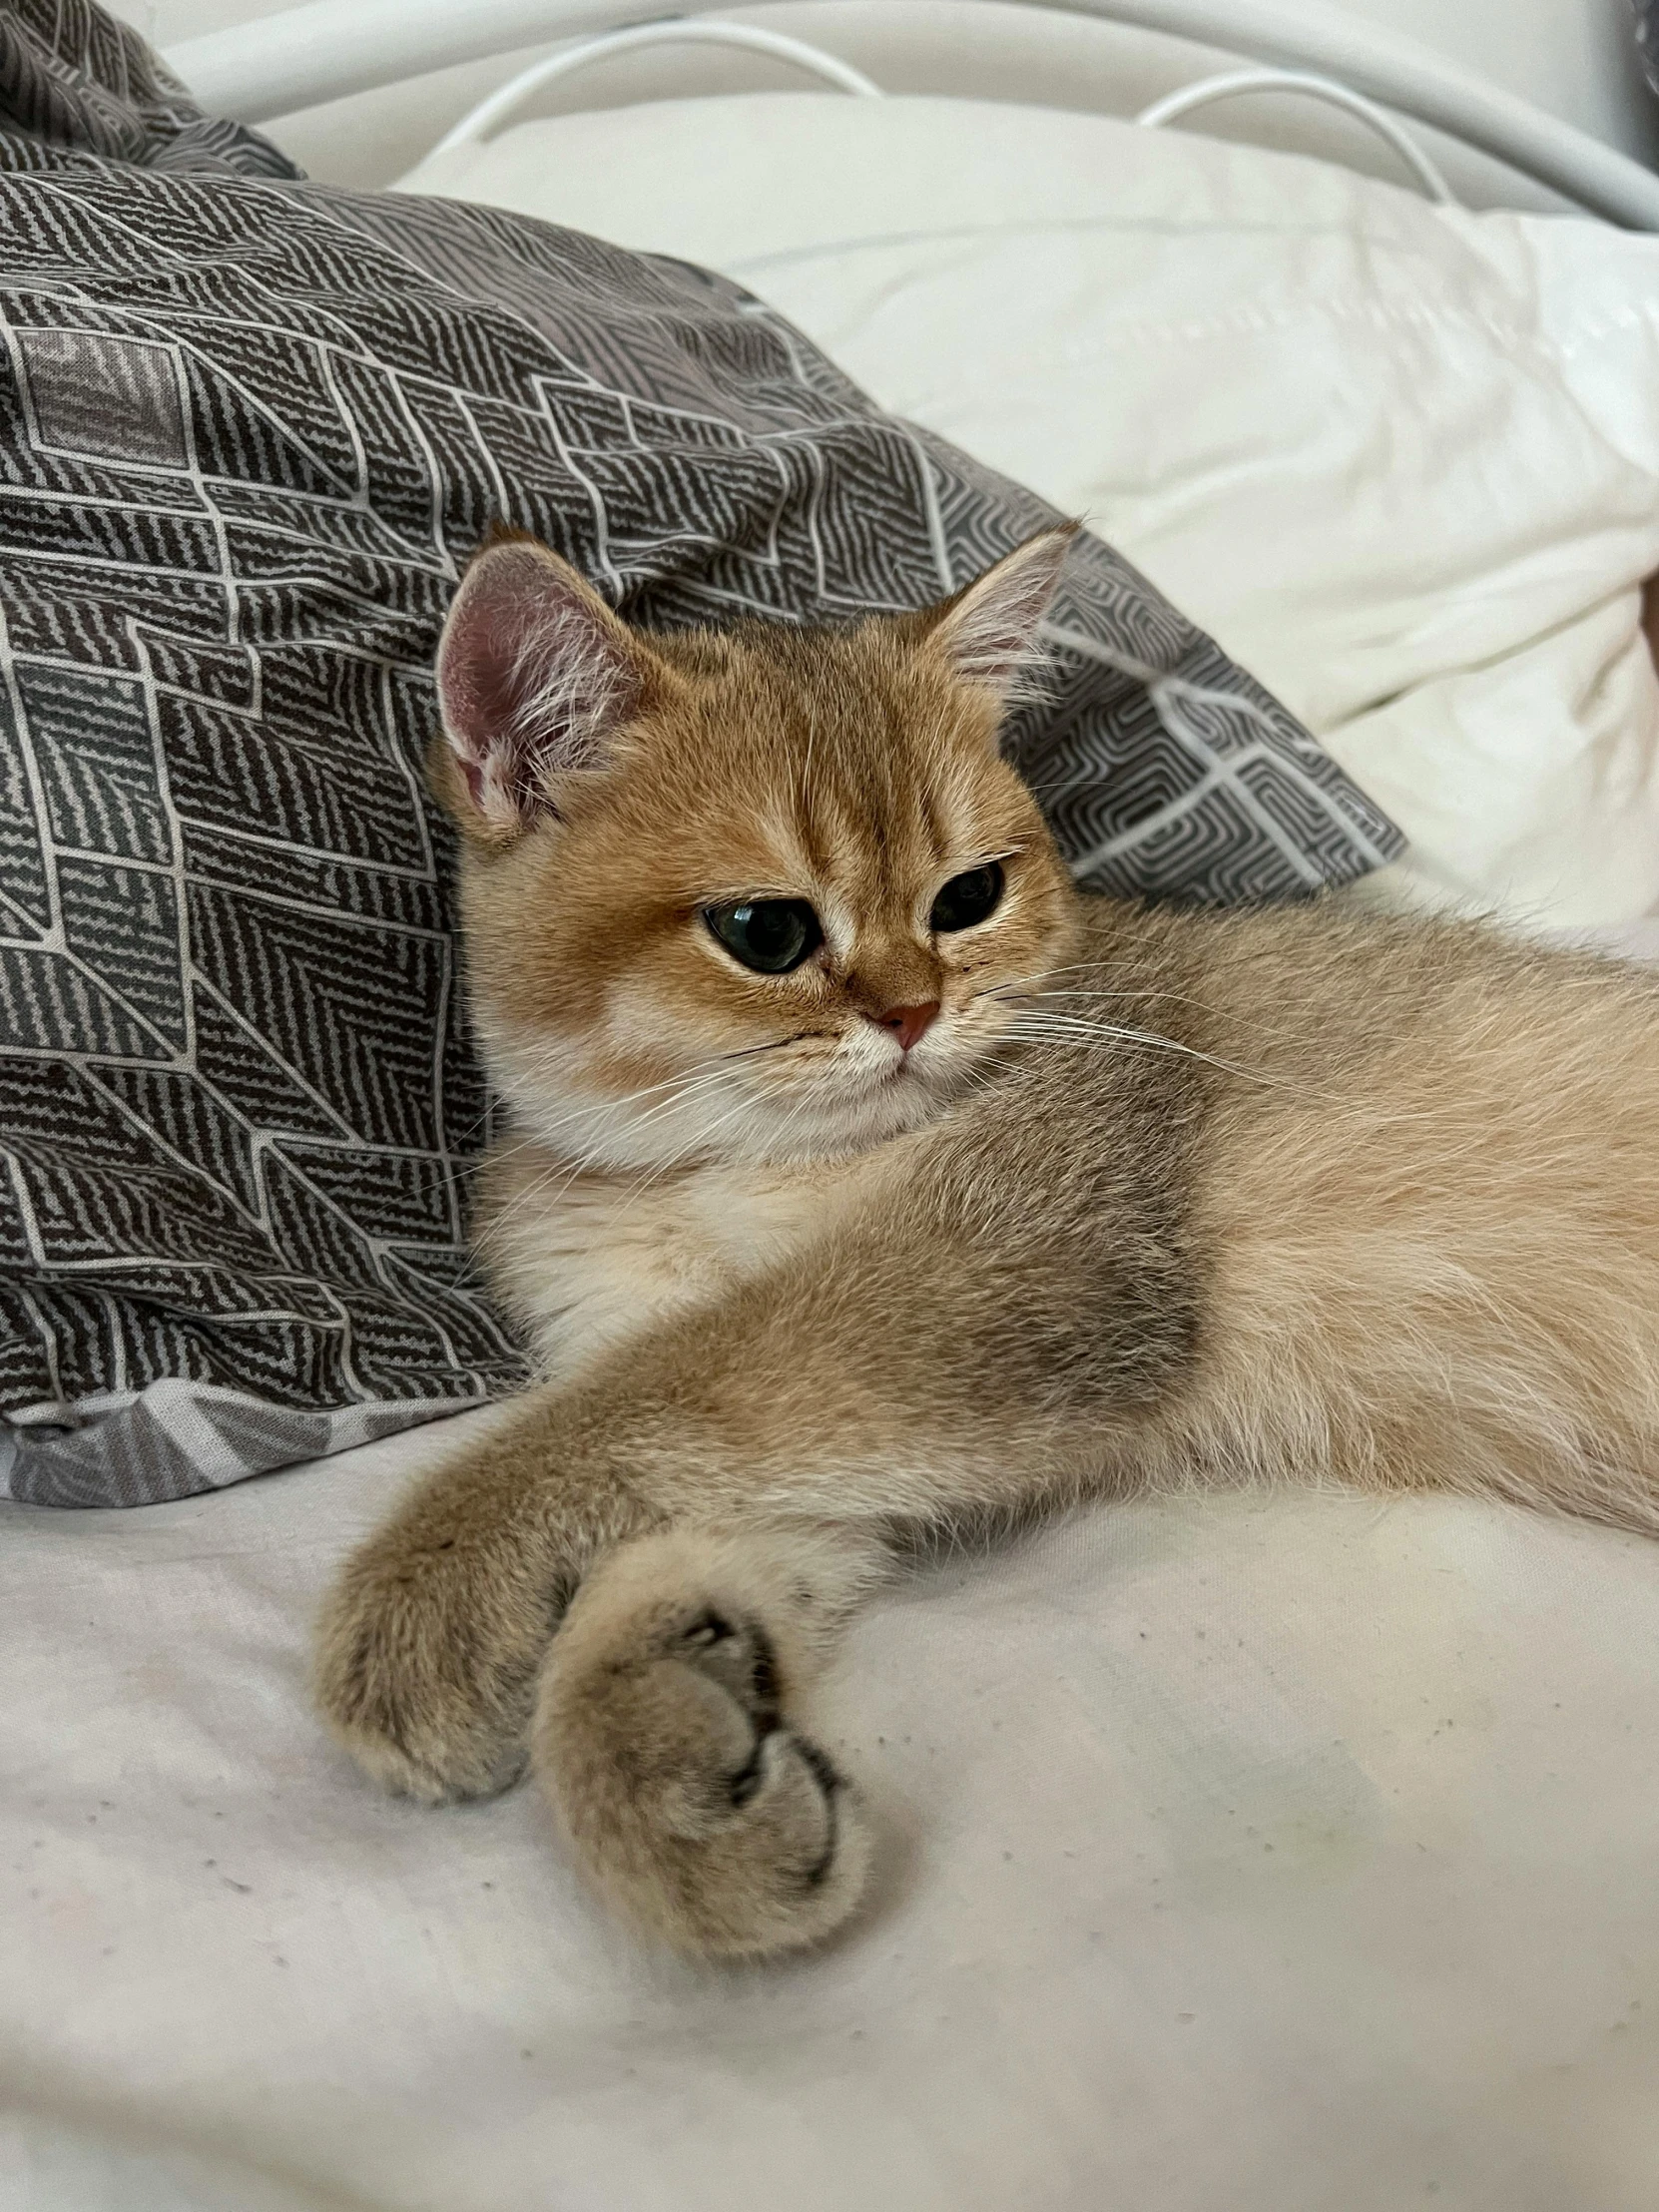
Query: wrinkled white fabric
xmin=403 ymin=94 xmax=1659 ymax=927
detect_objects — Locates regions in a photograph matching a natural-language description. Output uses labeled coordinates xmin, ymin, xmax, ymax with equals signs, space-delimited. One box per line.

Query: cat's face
xmin=432 ymin=530 xmax=1083 ymax=1170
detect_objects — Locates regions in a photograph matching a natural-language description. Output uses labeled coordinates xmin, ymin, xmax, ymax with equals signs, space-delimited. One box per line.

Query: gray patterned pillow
xmin=0 ymin=0 xmax=1401 ymax=1507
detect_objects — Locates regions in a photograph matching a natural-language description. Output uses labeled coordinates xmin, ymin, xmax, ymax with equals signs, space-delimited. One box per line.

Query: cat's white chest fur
xmin=477 ymin=1143 xmax=831 ymax=1382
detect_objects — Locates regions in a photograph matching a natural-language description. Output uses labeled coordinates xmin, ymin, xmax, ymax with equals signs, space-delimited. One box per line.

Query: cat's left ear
xmin=434 ymin=533 xmax=668 ymax=844
xmin=925 ymin=524 xmax=1078 ymax=701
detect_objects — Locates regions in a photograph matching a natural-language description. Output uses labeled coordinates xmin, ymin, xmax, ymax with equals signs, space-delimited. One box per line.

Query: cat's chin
xmin=747 ymin=1061 xmax=970 ymax=1162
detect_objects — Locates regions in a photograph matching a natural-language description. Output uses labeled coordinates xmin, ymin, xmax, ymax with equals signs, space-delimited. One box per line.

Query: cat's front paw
xmin=534 ymin=1527 xmax=873 ymax=1958
xmin=315 ymin=1516 xmax=557 ymax=1806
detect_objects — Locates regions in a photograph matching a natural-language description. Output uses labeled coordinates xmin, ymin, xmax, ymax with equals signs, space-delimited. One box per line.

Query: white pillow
xmin=401 ymin=94 xmax=1659 ymax=927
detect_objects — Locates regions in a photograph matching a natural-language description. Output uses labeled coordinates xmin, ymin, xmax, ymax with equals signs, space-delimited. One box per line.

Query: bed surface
xmin=9 ymin=1009 xmax=1659 ymax=2212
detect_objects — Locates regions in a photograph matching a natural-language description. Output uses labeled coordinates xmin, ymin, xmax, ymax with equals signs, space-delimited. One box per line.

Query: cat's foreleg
xmin=311 ymin=1317 xmax=1081 ymax=1823
xmin=315 ymin=1364 xmax=1130 ymax=1959
xmin=313 ymin=1374 xmax=898 ymax=1945
xmin=316 ymin=1085 xmax=1189 ymax=1948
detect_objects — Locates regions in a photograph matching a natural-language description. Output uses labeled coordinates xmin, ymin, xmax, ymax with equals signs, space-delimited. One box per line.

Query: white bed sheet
xmin=8 ymin=980 xmax=1659 ymax=2212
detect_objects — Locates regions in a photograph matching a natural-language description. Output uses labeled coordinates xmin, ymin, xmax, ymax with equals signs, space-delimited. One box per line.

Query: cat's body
xmin=480 ymin=888 xmax=1659 ymax=1526
xmin=316 ymin=528 xmax=1659 ymax=1960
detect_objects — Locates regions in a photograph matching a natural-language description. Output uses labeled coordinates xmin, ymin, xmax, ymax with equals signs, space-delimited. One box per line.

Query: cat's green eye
xmin=929 ymin=861 xmax=1005 ymax=934
xmin=703 ymin=897 xmax=824 ymax=975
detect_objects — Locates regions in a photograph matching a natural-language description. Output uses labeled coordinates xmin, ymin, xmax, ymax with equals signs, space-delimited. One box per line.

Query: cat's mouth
xmin=855 ymin=1045 xmax=940 ymax=1093
xmin=835 ymin=1040 xmax=970 ymax=1113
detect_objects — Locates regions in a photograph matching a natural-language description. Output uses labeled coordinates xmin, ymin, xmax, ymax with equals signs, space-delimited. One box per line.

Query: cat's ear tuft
xmin=927 ymin=524 xmax=1079 ymax=699
xmin=435 ymin=536 xmax=657 ymax=841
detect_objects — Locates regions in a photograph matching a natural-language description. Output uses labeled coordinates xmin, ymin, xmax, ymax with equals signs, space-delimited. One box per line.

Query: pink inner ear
xmin=436 ymin=544 xmax=640 ymax=830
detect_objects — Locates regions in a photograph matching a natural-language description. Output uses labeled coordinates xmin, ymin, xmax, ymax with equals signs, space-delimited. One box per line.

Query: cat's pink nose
xmin=872 ymin=1001 xmax=940 ymax=1053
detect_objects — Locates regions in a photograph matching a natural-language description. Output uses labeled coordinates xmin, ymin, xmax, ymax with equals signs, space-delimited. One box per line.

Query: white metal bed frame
xmin=167 ymin=0 xmax=1659 ymax=232
xmin=411 ymin=17 xmax=1459 ymax=211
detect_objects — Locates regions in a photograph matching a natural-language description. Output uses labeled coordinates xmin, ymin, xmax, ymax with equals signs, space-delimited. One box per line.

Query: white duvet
xmin=403 ymin=92 xmax=1659 ymax=929
xmin=8 ymin=1380 xmax=1659 ymax=2211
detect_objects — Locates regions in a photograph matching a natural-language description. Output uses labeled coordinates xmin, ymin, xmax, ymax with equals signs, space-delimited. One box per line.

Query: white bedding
xmin=8 ymin=1429 xmax=1659 ymax=2210
xmin=403 ymin=93 xmax=1659 ymax=930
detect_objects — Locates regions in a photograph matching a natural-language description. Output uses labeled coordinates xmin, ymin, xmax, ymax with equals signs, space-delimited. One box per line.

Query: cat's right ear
xmin=433 ymin=535 xmax=663 ymax=846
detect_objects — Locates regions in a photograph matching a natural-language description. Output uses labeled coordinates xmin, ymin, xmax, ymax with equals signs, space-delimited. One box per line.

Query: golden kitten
xmin=317 ymin=526 xmax=1659 ymax=1959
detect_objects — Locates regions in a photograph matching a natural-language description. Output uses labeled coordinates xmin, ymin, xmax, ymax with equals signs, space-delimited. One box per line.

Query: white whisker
xmin=1003 ymin=1011 xmax=1276 ymax=1088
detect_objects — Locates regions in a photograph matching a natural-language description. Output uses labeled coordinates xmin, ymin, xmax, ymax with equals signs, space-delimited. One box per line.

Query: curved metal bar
xmin=165 ymin=0 xmax=1659 ymax=230
xmin=1136 ymin=68 xmax=1456 ymax=206
xmin=432 ymin=18 xmax=879 ymax=157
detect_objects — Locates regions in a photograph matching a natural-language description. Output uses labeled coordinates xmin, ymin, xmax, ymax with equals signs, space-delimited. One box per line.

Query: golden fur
xmin=316 ymin=530 xmax=1659 ymax=1959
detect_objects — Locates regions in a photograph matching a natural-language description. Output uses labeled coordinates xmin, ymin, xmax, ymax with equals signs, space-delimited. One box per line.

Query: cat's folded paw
xmin=534 ymin=1527 xmax=874 ymax=1958
xmin=314 ymin=1520 xmax=555 ymax=1806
